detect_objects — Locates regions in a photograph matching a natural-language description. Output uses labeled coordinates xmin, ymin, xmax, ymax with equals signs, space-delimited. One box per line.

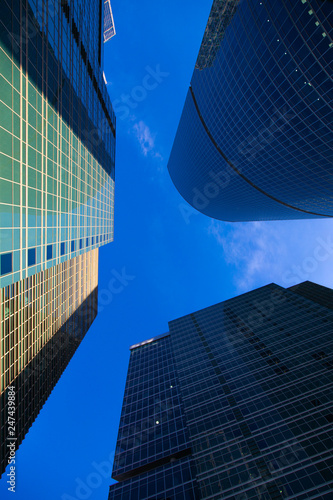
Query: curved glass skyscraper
xmin=167 ymin=0 xmax=333 ymax=221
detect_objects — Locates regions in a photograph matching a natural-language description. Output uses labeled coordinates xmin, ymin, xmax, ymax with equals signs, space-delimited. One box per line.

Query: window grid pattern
xmin=167 ymin=0 xmax=333 ymax=221
xmin=0 ymin=0 xmax=115 ymax=288
xmin=110 ymin=282 xmax=333 ymax=499
xmin=0 ymin=279 xmax=98 ymax=477
xmin=168 ymin=282 xmax=333 ymax=499
xmin=104 ymin=0 xmax=116 ymax=43
xmin=29 ymin=0 xmax=116 ymax=136
xmin=112 ymin=336 xmax=191 ymax=481
xmin=0 ymin=247 xmax=98 ymax=395
xmin=109 ymin=456 xmax=199 ymax=500
xmin=289 ymin=280 xmax=333 ymax=311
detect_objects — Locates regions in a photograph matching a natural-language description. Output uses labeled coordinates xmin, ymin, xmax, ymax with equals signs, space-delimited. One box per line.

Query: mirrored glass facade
xmin=109 ymin=281 xmax=333 ymax=499
xmin=168 ymin=0 xmax=333 ymax=221
xmin=112 ymin=334 xmax=190 ymax=480
xmin=0 ymin=0 xmax=115 ymax=477
xmin=0 ymin=249 xmax=98 ymax=475
xmin=0 ymin=248 xmax=98 ymax=396
xmin=109 ymin=332 xmax=200 ymax=500
xmin=0 ymin=0 xmax=115 ymax=288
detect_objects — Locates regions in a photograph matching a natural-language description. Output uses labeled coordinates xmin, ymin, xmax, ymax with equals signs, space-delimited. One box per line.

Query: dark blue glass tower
xmin=109 ymin=281 xmax=333 ymax=499
xmin=109 ymin=333 xmax=200 ymax=499
xmin=167 ymin=0 xmax=333 ymax=221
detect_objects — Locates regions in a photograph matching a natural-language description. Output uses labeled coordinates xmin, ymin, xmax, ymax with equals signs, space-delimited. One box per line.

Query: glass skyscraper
xmin=167 ymin=0 xmax=333 ymax=221
xmin=0 ymin=0 xmax=115 ymax=476
xmin=109 ymin=281 xmax=333 ymax=499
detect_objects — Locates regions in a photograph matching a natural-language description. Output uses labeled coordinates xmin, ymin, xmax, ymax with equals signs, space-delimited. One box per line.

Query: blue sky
xmin=1 ymin=0 xmax=333 ymax=499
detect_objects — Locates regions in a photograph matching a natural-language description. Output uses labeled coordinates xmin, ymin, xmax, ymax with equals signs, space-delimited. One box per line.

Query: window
xmin=71 ymin=240 xmax=75 ymax=252
xmin=28 ymin=248 xmax=36 ymax=266
xmin=79 ymin=238 xmax=83 ymax=249
xmin=47 ymin=244 xmax=53 ymax=260
xmin=312 ymin=352 xmax=327 ymax=360
xmin=0 ymin=252 xmax=12 ymax=275
xmin=61 ymin=242 xmax=65 ymax=255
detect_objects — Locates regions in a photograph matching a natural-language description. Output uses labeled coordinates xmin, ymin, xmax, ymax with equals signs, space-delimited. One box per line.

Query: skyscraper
xmin=167 ymin=0 xmax=333 ymax=221
xmin=0 ymin=0 xmax=116 ymax=476
xmin=109 ymin=281 xmax=333 ymax=499
xmin=104 ymin=0 xmax=116 ymax=42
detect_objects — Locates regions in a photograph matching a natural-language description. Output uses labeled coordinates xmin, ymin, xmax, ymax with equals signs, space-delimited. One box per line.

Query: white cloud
xmin=208 ymin=219 xmax=333 ymax=292
xmin=132 ymin=121 xmax=163 ymax=160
